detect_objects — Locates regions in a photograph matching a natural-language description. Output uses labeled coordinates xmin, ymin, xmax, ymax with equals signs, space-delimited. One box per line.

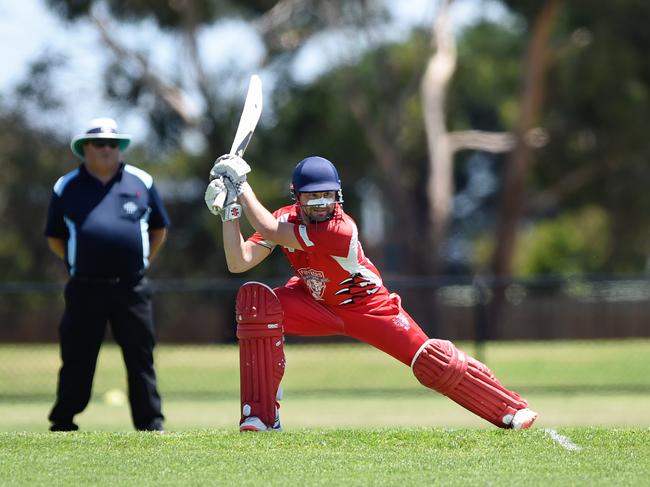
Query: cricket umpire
xmin=45 ymin=117 xmax=170 ymax=431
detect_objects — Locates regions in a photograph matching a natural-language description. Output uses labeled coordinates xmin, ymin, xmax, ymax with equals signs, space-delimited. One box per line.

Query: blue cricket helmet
xmin=291 ymin=156 xmax=341 ymax=193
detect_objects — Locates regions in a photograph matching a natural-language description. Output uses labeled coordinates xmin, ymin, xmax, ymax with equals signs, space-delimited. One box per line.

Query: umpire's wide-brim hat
xmin=70 ymin=117 xmax=131 ymax=160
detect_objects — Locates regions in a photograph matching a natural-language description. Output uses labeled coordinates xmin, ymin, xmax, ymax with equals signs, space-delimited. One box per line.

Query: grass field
xmin=1 ymin=339 xmax=649 ymax=485
xmin=1 ymin=428 xmax=649 ymax=486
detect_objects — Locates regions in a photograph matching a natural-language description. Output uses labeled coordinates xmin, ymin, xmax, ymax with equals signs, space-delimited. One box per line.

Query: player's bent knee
xmin=411 ymin=339 xmax=467 ymax=393
xmin=236 ymin=281 xmax=284 ymax=334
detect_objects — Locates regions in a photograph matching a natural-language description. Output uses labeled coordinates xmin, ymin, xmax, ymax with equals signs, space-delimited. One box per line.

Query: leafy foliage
xmin=3 ymin=1 xmax=650 ymax=281
xmin=451 ymin=21 xmax=523 ymax=131
xmin=529 ymin=1 xmax=650 ymax=271
xmin=45 ymin=0 xmax=250 ymax=27
xmin=513 ymin=206 xmax=611 ymax=276
xmin=0 ymin=112 xmax=72 ymax=281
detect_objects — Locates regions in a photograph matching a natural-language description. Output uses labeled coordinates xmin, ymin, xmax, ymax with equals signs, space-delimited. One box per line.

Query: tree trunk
xmin=491 ymin=0 xmax=560 ymax=278
xmin=421 ymin=0 xmax=456 ymax=271
xmin=487 ymin=0 xmax=560 ymax=340
xmin=421 ymin=0 xmax=515 ymax=273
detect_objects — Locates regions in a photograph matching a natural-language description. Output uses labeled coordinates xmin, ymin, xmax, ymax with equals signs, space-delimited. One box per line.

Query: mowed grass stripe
xmin=1 ymin=428 xmax=649 ymax=486
xmin=1 ymin=339 xmax=649 ymax=432
xmin=2 ymin=339 xmax=649 ymax=397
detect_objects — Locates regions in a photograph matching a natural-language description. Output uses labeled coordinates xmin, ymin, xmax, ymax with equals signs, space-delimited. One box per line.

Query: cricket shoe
xmin=240 ymin=412 xmax=282 ymax=432
xmin=49 ymin=422 xmax=79 ymax=432
xmin=509 ymin=408 xmax=538 ymax=429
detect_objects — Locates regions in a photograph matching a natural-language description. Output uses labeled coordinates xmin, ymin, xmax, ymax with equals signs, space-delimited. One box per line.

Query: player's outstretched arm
xmin=222 ymin=217 xmax=270 ymax=273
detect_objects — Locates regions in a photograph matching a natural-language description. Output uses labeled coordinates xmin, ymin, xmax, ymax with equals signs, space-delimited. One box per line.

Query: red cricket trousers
xmin=275 ymin=279 xmax=429 ymax=366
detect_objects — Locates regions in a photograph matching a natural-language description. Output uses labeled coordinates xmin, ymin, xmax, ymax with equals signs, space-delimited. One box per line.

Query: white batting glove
xmin=231 ymin=178 xmax=252 ymax=196
xmin=204 ymin=178 xmax=228 ymax=215
xmin=205 ymin=177 xmax=244 ymax=222
xmin=221 ymin=203 xmax=243 ymax=222
xmin=209 ymin=154 xmax=251 ymax=185
xmin=221 ymin=178 xmax=248 ymax=222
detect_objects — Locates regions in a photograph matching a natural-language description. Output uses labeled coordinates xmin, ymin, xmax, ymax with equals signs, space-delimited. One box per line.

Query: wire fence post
xmin=472 ymin=275 xmax=490 ymax=363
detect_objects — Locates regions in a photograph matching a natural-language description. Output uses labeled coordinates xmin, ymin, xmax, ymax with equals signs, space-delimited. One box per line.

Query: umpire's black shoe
xmin=138 ymin=419 xmax=164 ymax=432
xmin=50 ymin=422 xmax=79 ymax=432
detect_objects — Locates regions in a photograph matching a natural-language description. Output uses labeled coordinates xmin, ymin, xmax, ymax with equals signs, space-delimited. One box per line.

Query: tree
xmin=31 ymin=0 xmax=650 ymax=280
xmin=421 ymin=0 xmax=516 ymax=272
xmin=529 ymin=0 xmax=650 ymax=272
xmin=35 ymin=0 xmax=392 ymax=276
xmin=45 ymin=0 xmax=384 ymax=152
xmin=490 ymin=0 xmax=560 ymax=278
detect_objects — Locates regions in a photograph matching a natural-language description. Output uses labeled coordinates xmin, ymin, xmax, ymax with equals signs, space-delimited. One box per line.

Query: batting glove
xmin=209 ymin=154 xmax=251 ymax=184
xmin=205 ymin=178 xmax=228 ymax=215
xmin=220 ymin=203 xmax=243 ymax=222
xmin=205 ymin=177 xmax=244 ymax=222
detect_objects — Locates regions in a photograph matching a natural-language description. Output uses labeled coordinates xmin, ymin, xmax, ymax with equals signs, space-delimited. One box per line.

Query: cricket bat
xmin=213 ymin=74 xmax=263 ymax=209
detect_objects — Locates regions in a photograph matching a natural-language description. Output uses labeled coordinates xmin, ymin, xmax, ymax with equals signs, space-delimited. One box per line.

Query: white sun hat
xmin=70 ymin=117 xmax=131 ymax=160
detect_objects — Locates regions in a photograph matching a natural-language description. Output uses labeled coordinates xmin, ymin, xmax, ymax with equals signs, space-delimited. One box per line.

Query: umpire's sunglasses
xmin=90 ymin=139 xmax=119 ymax=149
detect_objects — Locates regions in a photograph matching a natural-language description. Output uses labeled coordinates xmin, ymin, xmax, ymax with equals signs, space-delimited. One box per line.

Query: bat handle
xmin=213 ymin=191 xmax=227 ymax=210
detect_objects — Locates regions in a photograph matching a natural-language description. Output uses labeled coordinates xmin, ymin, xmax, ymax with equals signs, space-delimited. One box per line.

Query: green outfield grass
xmin=0 ymin=340 xmax=649 ymax=485
xmin=1 ymin=428 xmax=649 ymax=486
xmin=0 ymin=339 xmax=649 ymax=431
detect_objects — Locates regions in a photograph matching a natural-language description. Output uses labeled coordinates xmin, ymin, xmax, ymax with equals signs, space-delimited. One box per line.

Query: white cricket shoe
xmin=510 ymin=408 xmax=538 ymax=429
xmin=239 ymin=412 xmax=282 ymax=432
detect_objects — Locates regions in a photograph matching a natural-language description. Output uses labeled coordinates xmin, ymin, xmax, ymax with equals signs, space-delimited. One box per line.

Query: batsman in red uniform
xmin=204 ymin=154 xmax=538 ymax=432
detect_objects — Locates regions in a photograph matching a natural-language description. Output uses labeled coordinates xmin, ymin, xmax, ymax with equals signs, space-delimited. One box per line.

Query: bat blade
xmin=229 ymin=74 xmax=263 ymax=157
xmin=213 ymin=74 xmax=263 ymax=211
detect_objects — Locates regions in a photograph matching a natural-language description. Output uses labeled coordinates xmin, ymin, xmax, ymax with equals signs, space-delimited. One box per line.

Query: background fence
xmin=1 ymin=274 xmax=649 ymax=344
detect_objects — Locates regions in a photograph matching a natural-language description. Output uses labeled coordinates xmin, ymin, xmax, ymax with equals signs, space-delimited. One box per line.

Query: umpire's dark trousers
xmin=48 ymin=275 xmax=164 ymax=431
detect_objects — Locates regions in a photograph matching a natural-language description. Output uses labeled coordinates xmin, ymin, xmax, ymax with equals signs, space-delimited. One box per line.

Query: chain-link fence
xmin=2 ymin=275 xmax=650 ymax=344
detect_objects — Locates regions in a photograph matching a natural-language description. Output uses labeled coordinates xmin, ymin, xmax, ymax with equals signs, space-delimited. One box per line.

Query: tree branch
xmin=527 ymin=165 xmax=595 ymax=214
xmin=90 ymin=13 xmax=199 ymax=126
xmin=491 ymin=0 xmax=560 ymax=277
xmin=448 ymin=130 xmax=515 ymax=153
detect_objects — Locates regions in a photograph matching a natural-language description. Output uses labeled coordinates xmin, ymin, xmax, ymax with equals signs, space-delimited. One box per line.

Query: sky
xmin=0 ymin=0 xmax=508 ymax=142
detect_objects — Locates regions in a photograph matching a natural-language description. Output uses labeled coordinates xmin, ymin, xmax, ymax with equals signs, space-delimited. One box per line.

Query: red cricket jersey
xmin=247 ymin=204 xmax=390 ymax=309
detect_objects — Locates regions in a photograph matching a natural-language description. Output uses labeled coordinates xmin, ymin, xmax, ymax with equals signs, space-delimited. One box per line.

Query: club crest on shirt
xmin=122 ymin=201 xmax=139 ymax=215
xmin=297 ymin=267 xmax=328 ymax=301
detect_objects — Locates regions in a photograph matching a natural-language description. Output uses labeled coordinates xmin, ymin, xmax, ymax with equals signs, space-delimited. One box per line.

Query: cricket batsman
xmin=205 ymin=154 xmax=538 ymax=432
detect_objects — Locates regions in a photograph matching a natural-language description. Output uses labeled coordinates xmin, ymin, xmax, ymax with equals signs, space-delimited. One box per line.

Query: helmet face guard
xmin=304 ymin=196 xmax=337 ymax=207
xmin=291 ymin=156 xmax=343 ymax=203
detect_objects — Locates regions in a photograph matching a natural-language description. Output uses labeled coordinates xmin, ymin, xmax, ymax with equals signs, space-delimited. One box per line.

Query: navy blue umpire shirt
xmin=45 ymin=163 xmax=170 ymax=278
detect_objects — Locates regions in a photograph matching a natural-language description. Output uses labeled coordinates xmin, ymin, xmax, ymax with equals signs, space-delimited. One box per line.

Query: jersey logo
xmin=297 ymin=267 xmax=328 ymax=301
xmin=392 ymin=313 xmax=411 ymax=331
xmin=122 ymin=201 xmax=139 ymax=215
